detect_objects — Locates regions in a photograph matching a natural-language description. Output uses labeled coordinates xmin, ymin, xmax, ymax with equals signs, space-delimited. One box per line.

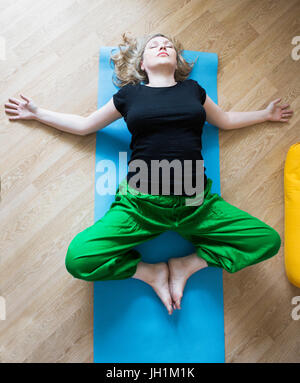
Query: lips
xmin=157 ymin=52 xmax=168 ymax=56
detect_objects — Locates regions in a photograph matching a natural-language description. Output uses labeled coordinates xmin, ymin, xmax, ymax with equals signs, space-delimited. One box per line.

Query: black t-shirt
xmin=113 ymin=79 xmax=207 ymax=196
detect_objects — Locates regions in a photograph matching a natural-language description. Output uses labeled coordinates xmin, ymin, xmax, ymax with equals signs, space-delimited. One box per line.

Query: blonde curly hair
xmin=110 ymin=32 xmax=198 ymax=88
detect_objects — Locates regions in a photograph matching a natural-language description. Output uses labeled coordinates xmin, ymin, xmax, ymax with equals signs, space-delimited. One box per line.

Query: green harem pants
xmin=65 ymin=177 xmax=281 ymax=281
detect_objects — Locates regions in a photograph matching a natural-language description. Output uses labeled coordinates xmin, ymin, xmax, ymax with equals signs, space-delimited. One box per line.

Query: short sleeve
xmin=192 ymin=80 xmax=206 ymax=105
xmin=113 ymin=84 xmax=130 ymax=117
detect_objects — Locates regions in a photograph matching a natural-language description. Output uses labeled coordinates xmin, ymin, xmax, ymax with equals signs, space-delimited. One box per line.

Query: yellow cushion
xmin=284 ymin=143 xmax=300 ymax=288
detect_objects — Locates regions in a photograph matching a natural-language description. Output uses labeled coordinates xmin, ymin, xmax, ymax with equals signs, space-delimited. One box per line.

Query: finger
xmin=280 ymin=118 xmax=289 ymax=122
xmin=273 ymin=98 xmax=282 ymax=105
xmin=282 ymin=110 xmax=293 ymax=115
xmin=4 ymin=102 xmax=18 ymax=109
xmin=5 ymin=108 xmax=18 ymax=114
xmin=8 ymin=97 xmax=21 ymax=105
xmin=280 ymin=103 xmax=290 ymax=110
xmin=20 ymin=94 xmax=30 ymax=102
xmin=8 ymin=115 xmax=20 ymax=120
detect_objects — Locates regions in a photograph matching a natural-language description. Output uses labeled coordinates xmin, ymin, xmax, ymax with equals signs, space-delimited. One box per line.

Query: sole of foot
xmin=167 ymin=257 xmax=190 ymax=310
xmin=150 ymin=262 xmax=174 ymax=315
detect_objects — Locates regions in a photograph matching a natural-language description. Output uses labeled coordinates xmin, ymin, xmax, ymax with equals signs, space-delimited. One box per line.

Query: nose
xmin=158 ymin=47 xmax=168 ymax=55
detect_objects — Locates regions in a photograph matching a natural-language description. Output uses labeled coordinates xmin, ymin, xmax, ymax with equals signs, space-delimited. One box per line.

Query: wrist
xmin=32 ymin=107 xmax=41 ymax=120
xmin=263 ymin=108 xmax=271 ymax=121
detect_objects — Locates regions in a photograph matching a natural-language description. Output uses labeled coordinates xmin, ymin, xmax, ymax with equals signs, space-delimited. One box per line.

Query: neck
xmin=145 ymin=74 xmax=177 ymax=87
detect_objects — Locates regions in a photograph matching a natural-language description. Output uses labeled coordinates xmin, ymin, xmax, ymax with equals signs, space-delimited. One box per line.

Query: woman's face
xmin=140 ymin=36 xmax=178 ymax=74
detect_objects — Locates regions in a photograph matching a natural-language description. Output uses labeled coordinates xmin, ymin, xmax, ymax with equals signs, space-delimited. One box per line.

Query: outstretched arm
xmin=203 ymin=95 xmax=294 ymax=130
xmin=5 ymin=94 xmax=87 ymax=135
xmin=4 ymin=94 xmax=122 ymax=136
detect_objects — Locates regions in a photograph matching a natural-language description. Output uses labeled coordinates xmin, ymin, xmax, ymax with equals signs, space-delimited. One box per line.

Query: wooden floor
xmin=1 ymin=0 xmax=299 ymax=363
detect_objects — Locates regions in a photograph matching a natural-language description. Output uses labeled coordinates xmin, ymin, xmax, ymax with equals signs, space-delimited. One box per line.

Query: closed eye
xmin=149 ymin=44 xmax=173 ymax=49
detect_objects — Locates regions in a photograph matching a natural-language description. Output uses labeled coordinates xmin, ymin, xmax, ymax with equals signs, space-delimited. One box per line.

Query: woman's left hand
xmin=266 ymin=98 xmax=294 ymax=122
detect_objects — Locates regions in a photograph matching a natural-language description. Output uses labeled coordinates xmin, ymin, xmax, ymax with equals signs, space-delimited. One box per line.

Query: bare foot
xmin=168 ymin=255 xmax=208 ymax=310
xmin=148 ymin=262 xmax=174 ymax=315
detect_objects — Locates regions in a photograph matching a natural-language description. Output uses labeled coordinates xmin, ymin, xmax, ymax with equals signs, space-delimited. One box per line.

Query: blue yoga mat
xmin=94 ymin=47 xmax=224 ymax=363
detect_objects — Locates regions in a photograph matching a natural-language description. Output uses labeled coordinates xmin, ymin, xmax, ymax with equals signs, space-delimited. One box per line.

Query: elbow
xmin=77 ymin=128 xmax=87 ymax=136
xmin=81 ymin=116 xmax=103 ymax=136
xmin=79 ymin=117 xmax=90 ymax=136
xmin=221 ymin=112 xmax=231 ymax=130
xmin=207 ymin=111 xmax=230 ymax=130
xmin=78 ymin=130 xmax=86 ymax=136
xmin=220 ymin=125 xmax=229 ymax=131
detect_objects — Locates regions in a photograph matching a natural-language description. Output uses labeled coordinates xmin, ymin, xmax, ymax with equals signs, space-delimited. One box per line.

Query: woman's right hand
xmin=4 ymin=94 xmax=39 ymax=120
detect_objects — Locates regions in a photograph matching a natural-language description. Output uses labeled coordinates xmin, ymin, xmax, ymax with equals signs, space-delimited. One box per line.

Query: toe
xmin=167 ymin=299 xmax=173 ymax=314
